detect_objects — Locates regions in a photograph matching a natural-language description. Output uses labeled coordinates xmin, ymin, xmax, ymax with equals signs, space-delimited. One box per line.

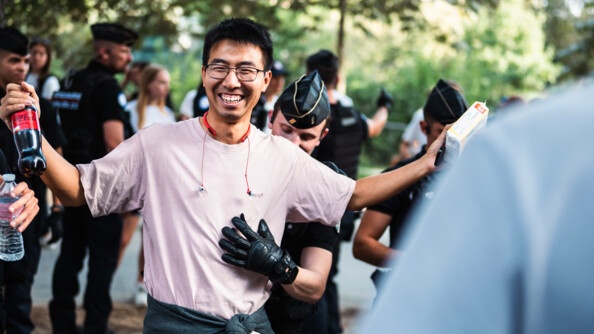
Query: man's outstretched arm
xmin=347 ymin=125 xmax=447 ymax=211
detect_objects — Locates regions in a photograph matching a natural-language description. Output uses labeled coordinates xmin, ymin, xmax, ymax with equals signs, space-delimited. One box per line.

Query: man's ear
xmin=262 ymin=70 xmax=272 ymax=92
xmin=201 ymin=66 xmax=207 ymax=83
xmin=99 ymin=47 xmax=110 ymax=60
xmin=420 ymin=120 xmax=428 ymax=136
xmin=317 ymin=128 xmax=330 ymax=146
xmin=267 ymin=110 xmax=274 ymax=130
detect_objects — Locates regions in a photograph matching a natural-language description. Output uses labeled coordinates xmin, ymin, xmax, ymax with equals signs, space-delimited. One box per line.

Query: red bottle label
xmin=11 ymin=109 xmax=40 ymax=133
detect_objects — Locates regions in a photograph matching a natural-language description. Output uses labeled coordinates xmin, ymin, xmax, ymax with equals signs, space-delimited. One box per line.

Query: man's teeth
xmin=222 ymin=95 xmax=241 ymax=102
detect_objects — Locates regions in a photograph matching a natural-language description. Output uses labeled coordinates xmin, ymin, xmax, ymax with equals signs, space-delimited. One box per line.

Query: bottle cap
xmin=2 ymin=174 xmax=15 ymax=182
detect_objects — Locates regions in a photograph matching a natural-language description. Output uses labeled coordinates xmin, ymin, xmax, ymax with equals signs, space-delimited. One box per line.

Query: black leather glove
xmin=376 ymin=88 xmax=394 ymax=112
xmin=45 ymin=207 xmax=64 ymax=244
xmin=219 ymin=214 xmax=299 ymax=285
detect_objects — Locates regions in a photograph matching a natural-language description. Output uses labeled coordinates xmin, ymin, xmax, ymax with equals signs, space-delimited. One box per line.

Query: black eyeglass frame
xmin=204 ymin=64 xmax=266 ymax=82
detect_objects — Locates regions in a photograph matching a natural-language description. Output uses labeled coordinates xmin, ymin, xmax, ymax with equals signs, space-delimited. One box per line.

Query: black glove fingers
xmin=257 ymin=219 xmax=274 ymax=240
xmin=218 ymin=238 xmax=248 ymax=258
xmin=221 ymin=226 xmax=251 ymax=250
xmin=377 ymin=88 xmax=394 ymax=111
xmin=221 ymin=253 xmax=246 ymax=268
xmin=231 ymin=216 xmax=261 ymax=241
xmin=220 ymin=215 xmax=299 ymax=284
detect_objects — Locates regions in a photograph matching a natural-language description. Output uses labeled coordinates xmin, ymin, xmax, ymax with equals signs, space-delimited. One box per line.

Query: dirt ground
xmin=32 ymin=304 xmax=145 ymax=334
xmin=31 ymin=304 xmax=361 ymax=333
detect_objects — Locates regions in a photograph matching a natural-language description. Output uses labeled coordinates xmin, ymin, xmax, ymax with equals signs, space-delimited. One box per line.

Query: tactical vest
xmin=52 ymin=68 xmax=114 ymax=165
xmin=250 ymin=95 xmax=268 ymax=131
xmin=313 ymin=102 xmax=367 ymax=180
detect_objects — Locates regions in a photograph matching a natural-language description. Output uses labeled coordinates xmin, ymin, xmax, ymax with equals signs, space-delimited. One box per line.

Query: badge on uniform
xmin=118 ymin=92 xmax=127 ymax=108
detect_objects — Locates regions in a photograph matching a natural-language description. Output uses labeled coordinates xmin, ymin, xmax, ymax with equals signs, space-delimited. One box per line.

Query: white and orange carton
xmin=443 ymin=101 xmax=489 ymax=164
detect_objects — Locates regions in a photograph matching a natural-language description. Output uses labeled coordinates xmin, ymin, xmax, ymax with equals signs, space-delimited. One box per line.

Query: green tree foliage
xmin=345 ymin=0 xmax=561 ymax=165
xmin=550 ymin=0 xmax=594 ymax=80
xmin=2 ymin=0 xmax=179 ymax=70
xmin=0 ymin=0 xmax=563 ymax=167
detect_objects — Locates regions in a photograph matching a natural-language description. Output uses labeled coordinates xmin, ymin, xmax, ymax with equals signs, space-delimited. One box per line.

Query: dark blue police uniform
xmin=0 ymin=88 xmax=66 ymax=334
xmin=265 ymin=222 xmax=338 ymax=334
xmin=367 ymin=147 xmax=440 ymax=289
xmin=304 ymin=101 xmax=368 ymax=334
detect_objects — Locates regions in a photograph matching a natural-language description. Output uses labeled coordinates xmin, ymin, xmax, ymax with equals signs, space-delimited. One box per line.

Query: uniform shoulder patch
xmin=118 ymin=92 xmax=128 ymax=108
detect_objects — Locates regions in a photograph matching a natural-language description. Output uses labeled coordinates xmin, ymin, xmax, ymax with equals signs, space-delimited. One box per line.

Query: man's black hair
xmin=306 ymin=49 xmax=339 ymax=87
xmin=202 ymin=18 xmax=273 ymax=71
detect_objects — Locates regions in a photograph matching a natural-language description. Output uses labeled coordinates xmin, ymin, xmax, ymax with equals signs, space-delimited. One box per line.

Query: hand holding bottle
xmin=0 ymin=82 xmax=40 ymax=131
xmin=0 ymin=174 xmax=39 ymax=232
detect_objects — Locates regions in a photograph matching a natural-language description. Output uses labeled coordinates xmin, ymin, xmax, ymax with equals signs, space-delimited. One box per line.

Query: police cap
xmin=424 ymin=79 xmax=469 ymax=124
xmin=0 ymin=27 xmax=29 ymax=56
xmin=91 ymin=23 xmax=138 ymax=47
xmin=278 ymin=70 xmax=330 ymax=129
xmin=271 ymin=60 xmax=288 ymax=76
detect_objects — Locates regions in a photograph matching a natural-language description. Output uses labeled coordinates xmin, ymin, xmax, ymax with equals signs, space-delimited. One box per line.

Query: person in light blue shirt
xmin=356 ymin=83 xmax=594 ymax=334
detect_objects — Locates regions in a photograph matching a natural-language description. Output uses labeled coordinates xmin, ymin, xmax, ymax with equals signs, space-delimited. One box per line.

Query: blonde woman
xmin=126 ymin=64 xmax=175 ymax=132
xmin=121 ymin=64 xmax=175 ymax=306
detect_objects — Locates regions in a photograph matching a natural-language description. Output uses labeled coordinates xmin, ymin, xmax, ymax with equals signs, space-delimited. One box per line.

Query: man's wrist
xmin=278 ymin=264 xmax=299 ymax=285
xmin=51 ymin=204 xmax=65 ymax=213
xmin=414 ymin=155 xmax=434 ymax=178
xmin=271 ymin=250 xmax=299 ymax=285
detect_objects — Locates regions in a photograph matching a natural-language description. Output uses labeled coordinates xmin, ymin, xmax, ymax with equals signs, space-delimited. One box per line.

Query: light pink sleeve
xmin=285 ymin=152 xmax=355 ymax=226
xmin=77 ymin=134 xmax=147 ymax=217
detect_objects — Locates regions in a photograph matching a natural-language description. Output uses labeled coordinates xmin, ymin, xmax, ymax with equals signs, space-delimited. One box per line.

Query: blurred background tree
xmin=1 ymin=0 xmax=589 ymax=169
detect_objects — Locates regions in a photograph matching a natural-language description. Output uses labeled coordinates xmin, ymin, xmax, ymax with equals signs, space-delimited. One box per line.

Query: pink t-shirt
xmin=77 ymin=118 xmax=355 ymax=319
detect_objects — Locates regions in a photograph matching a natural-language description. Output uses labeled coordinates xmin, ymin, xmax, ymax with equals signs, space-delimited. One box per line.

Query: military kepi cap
xmin=271 ymin=60 xmax=289 ymax=76
xmin=424 ymin=79 xmax=469 ymax=124
xmin=278 ymin=70 xmax=330 ymax=129
xmin=91 ymin=23 xmax=138 ymax=46
xmin=0 ymin=27 xmax=29 ymax=56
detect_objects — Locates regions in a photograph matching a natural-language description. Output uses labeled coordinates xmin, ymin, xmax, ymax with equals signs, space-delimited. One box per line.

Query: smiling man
xmin=0 ymin=18 xmax=447 ymax=333
xmin=220 ymin=71 xmax=339 ymax=334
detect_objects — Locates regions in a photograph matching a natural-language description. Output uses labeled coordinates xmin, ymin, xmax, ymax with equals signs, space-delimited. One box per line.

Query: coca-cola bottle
xmin=11 ymin=105 xmax=47 ymax=177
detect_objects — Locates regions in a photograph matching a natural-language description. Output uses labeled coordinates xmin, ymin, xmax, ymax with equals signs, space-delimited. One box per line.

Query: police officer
xmin=353 ymin=79 xmax=468 ymax=292
xmin=302 ymin=49 xmax=392 ymax=334
xmin=266 ymin=71 xmax=339 ymax=333
xmin=49 ymin=22 xmax=138 ymax=334
xmin=0 ymin=27 xmax=66 ymax=334
xmin=0 ymin=152 xmax=40 ymax=334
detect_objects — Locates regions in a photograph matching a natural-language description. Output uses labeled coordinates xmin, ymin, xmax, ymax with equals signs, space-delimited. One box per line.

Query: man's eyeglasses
xmin=205 ymin=64 xmax=265 ymax=82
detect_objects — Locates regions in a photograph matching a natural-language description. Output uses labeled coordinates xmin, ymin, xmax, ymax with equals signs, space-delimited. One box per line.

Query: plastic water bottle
xmin=0 ymin=174 xmax=24 ymax=261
